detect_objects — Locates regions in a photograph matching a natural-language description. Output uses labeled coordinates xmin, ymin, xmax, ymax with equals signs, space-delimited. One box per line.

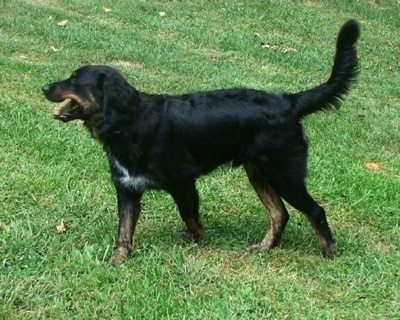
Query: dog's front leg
xmin=168 ymin=181 xmax=204 ymax=242
xmin=109 ymin=187 xmax=142 ymax=266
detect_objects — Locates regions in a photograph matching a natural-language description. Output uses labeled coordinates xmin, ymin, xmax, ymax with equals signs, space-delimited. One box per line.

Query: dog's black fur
xmin=43 ymin=20 xmax=360 ymax=265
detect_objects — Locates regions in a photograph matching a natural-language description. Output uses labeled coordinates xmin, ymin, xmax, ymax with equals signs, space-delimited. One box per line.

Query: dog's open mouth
xmin=52 ymin=99 xmax=83 ymax=122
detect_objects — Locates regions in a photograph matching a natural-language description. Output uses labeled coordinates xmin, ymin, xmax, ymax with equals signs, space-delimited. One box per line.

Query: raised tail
xmin=290 ymin=20 xmax=360 ymax=118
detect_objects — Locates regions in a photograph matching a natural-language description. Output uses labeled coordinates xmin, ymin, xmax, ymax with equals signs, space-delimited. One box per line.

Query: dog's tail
xmin=290 ymin=20 xmax=360 ymax=119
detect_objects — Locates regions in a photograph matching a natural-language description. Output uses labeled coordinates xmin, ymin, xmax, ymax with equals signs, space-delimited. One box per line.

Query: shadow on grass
xmin=133 ymin=210 xmax=324 ymax=258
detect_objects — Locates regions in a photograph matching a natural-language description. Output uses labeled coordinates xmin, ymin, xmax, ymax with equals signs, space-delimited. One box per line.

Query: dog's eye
xmin=70 ymin=78 xmax=77 ymax=84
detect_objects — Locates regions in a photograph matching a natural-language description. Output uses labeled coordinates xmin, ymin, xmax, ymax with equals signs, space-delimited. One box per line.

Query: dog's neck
xmin=83 ymin=112 xmax=105 ymax=140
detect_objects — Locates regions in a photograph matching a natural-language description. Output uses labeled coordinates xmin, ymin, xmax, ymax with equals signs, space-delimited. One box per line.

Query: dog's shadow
xmin=204 ymin=213 xmax=320 ymax=254
xmin=122 ymin=189 xmax=323 ymax=257
xmin=138 ymin=208 xmax=321 ymax=257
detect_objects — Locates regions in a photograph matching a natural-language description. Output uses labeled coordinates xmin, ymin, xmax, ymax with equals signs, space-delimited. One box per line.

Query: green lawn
xmin=1 ymin=0 xmax=399 ymax=319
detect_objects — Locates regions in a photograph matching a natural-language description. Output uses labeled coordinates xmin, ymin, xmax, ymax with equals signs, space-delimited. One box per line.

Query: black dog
xmin=43 ymin=20 xmax=359 ymax=265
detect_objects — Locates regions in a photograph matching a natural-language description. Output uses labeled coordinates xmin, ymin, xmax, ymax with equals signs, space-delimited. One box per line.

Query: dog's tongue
xmin=52 ymin=99 xmax=72 ymax=119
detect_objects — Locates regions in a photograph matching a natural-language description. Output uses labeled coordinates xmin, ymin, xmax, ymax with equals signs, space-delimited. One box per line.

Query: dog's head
xmin=42 ymin=65 xmax=140 ymax=124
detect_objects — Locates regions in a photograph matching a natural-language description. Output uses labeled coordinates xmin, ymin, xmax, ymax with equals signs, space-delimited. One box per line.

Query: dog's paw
xmin=246 ymin=242 xmax=273 ymax=253
xmin=109 ymin=247 xmax=130 ymax=266
xmin=321 ymin=242 xmax=337 ymax=258
xmin=181 ymin=230 xmax=193 ymax=241
xmin=181 ymin=230 xmax=201 ymax=242
xmin=181 ymin=227 xmax=203 ymax=243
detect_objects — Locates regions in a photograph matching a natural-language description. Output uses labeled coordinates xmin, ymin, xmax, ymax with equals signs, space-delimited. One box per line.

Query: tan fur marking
xmin=306 ymin=217 xmax=337 ymax=257
xmin=184 ymin=217 xmax=204 ymax=241
xmin=244 ymin=162 xmax=287 ymax=250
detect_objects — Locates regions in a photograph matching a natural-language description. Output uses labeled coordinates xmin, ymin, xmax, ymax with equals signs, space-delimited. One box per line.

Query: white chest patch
xmin=112 ymin=158 xmax=154 ymax=191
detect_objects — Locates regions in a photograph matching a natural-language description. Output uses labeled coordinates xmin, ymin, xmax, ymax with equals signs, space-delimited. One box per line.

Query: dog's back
xmin=158 ymin=19 xmax=359 ymax=121
xmin=135 ymin=18 xmax=359 ymax=173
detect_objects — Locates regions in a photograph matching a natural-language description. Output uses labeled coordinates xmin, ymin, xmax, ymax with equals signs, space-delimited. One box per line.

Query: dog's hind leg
xmin=268 ymin=172 xmax=336 ymax=257
xmin=168 ymin=181 xmax=204 ymax=242
xmin=243 ymin=162 xmax=289 ymax=252
xmin=109 ymin=188 xmax=143 ymax=266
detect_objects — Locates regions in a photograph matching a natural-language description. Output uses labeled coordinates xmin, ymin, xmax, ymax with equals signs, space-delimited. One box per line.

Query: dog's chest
xmin=111 ymin=157 xmax=155 ymax=192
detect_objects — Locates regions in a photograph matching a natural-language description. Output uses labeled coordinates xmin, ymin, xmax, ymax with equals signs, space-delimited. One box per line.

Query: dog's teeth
xmin=53 ymin=98 xmax=72 ymax=118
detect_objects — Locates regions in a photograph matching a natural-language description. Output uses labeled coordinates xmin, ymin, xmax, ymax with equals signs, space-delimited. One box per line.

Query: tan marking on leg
xmin=244 ymin=162 xmax=288 ymax=251
xmin=182 ymin=217 xmax=204 ymax=242
xmin=109 ymin=246 xmax=130 ymax=266
xmin=306 ymin=218 xmax=337 ymax=257
xmin=109 ymin=207 xmax=137 ymax=266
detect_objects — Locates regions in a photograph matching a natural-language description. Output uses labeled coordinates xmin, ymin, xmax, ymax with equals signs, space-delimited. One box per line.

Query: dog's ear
xmin=95 ymin=72 xmax=140 ymax=118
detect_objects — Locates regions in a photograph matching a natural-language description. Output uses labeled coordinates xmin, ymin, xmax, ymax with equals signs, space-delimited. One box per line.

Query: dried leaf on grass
xmin=57 ymin=20 xmax=68 ymax=27
xmin=56 ymin=219 xmax=67 ymax=233
xmin=365 ymin=162 xmax=382 ymax=171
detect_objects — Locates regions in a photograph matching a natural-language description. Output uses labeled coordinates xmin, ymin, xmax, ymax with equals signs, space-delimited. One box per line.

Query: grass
xmin=0 ymin=0 xmax=399 ymax=318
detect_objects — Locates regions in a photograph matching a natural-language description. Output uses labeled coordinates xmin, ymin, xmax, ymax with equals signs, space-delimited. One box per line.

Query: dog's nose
xmin=42 ymin=85 xmax=50 ymax=92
